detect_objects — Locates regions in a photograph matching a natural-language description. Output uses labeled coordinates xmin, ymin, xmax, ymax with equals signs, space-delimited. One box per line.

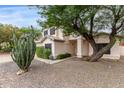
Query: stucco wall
xmin=41 ymin=38 xmax=53 ymax=46
xmin=102 ymin=41 xmax=120 ymax=59
xmin=82 ymin=40 xmax=89 ymax=56
xmin=54 ymin=42 xmax=66 ymax=57
xmin=57 ymin=29 xmax=64 ymax=39
xmin=36 ymin=38 xmax=53 ymax=47
xmin=54 ymin=40 xmax=75 ymax=57
xmin=89 ymin=35 xmax=120 ymax=59
xmin=120 ymin=46 xmax=124 ymax=56
xmin=36 ymin=43 xmax=42 ymax=47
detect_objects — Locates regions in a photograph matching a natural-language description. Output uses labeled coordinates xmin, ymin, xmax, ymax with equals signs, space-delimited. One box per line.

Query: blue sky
xmin=0 ymin=5 xmax=40 ymax=28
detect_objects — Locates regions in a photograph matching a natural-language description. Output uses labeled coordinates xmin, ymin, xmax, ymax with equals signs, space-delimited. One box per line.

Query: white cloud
xmin=0 ymin=6 xmax=40 ymax=28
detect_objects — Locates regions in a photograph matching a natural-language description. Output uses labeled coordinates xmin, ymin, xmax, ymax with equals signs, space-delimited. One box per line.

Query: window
xmin=97 ymin=43 xmax=110 ymax=54
xmin=45 ymin=43 xmax=52 ymax=49
xmin=44 ymin=30 xmax=48 ymax=36
xmin=50 ymin=28 xmax=55 ymax=35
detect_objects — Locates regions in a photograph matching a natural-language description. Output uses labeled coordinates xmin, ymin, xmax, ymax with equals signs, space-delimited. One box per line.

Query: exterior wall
xmin=69 ymin=41 xmax=77 ymax=55
xmin=54 ymin=42 xmax=66 ymax=57
xmin=82 ymin=40 xmax=89 ymax=56
xmin=89 ymin=35 xmax=120 ymax=59
xmin=54 ymin=40 xmax=75 ymax=58
xmin=120 ymin=46 xmax=124 ymax=56
xmin=36 ymin=43 xmax=43 ymax=47
xmin=40 ymin=38 xmax=53 ymax=46
xmin=38 ymin=32 xmax=122 ymax=59
xmin=89 ymin=44 xmax=93 ymax=56
xmin=76 ymin=37 xmax=83 ymax=58
xmin=57 ymin=29 xmax=64 ymax=39
xmin=102 ymin=41 xmax=120 ymax=59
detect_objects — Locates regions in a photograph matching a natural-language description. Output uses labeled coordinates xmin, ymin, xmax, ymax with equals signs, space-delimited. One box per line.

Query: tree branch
xmin=90 ymin=15 xmax=94 ymax=35
xmin=116 ymin=19 xmax=124 ymax=31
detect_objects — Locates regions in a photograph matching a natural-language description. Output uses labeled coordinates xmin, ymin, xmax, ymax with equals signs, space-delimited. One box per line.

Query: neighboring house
xmin=36 ymin=28 xmax=124 ymax=59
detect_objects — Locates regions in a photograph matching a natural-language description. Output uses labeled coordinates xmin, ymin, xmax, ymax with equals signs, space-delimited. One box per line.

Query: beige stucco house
xmin=36 ymin=28 xmax=124 ymax=59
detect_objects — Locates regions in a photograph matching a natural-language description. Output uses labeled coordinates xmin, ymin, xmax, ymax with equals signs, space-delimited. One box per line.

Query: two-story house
xmin=36 ymin=27 xmax=124 ymax=59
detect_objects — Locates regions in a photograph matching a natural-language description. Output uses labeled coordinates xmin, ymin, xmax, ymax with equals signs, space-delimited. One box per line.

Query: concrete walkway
xmin=0 ymin=53 xmax=12 ymax=63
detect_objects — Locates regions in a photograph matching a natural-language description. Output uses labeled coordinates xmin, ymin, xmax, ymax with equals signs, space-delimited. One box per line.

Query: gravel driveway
xmin=0 ymin=57 xmax=124 ymax=88
xmin=0 ymin=53 xmax=12 ymax=63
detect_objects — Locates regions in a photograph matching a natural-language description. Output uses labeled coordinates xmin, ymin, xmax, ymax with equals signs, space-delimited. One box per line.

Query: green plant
xmin=36 ymin=47 xmax=51 ymax=59
xmin=43 ymin=48 xmax=51 ymax=59
xmin=36 ymin=46 xmax=44 ymax=58
xmin=57 ymin=53 xmax=71 ymax=59
xmin=0 ymin=46 xmax=1 ymax=50
xmin=11 ymin=30 xmax=36 ymax=74
xmin=0 ymin=42 xmax=12 ymax=52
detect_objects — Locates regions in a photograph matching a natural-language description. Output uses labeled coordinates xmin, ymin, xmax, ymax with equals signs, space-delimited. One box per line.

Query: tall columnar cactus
xmin=11 ymin=30 xmax=36 ymax=74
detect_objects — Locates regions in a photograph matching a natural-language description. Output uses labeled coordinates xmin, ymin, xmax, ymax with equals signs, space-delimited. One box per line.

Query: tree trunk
xmin=83 ymin=33 xmax=98 ymax=56
xmin=89 ymin=35 xmax=116 ymax=62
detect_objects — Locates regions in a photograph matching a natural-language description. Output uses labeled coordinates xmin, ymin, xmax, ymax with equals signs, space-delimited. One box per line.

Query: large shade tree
xmin=37 ymin=5 xmax=124 ymax=62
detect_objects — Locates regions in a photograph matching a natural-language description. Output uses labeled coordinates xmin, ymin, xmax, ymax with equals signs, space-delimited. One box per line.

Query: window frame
xmin=45 ymin=43 xmax=52 ymax=49
xmin=50 ymin=28 xmax=55 ymax=35
xmin=44 ymin=30 xmax=48 ymax=36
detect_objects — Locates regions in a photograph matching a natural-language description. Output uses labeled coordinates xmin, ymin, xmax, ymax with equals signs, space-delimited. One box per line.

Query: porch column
xmin=52 ymin=41 xmax=56 ymax=58
xmin=77 ymin=36 xmax=83 ymax=58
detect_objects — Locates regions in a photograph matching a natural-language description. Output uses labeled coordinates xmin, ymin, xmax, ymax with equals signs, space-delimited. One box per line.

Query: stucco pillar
xmin=52 ymin=41 xmax=56 ymax=58
xmin=77 ymin=36 xmax=83 ymax=58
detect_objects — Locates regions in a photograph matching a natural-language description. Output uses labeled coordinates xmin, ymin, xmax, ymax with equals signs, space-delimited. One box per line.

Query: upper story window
xmin=44 ymin=30 xmax=48 ymax=36
xmin=50 ymin=28 xmax=55 ymax=35
xmin=97 ymin=43 xmax=110 ymax=54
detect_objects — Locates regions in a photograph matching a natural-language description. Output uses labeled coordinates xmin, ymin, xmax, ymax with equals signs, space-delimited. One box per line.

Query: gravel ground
xmin=0 ymin=57 xmax=124 ymax=88
xmin=0 ymin=53 xmax=12 ymax=63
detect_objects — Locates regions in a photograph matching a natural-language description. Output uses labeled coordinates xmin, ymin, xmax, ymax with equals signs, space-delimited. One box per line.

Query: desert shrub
xmin=56 ymin=53 xmax=71 ymax=59
xmin=36 ymin=47 xmax=51 ymax=59
xmin=0 ymin=42 xmax=12 ymax=52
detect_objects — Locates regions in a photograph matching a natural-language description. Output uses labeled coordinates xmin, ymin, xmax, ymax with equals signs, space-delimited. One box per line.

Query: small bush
xmin=36 ymin=47 xmax=44 ymax=58
xmin=57 ymin=53 xmax=71 ymax=59
xmin=43 ymin=48 xmax=51 ymax=59
xmin=0 ymin=42 xmax=12 ymax=52
xmin=36 ymin=47 xmax=51 ymax=59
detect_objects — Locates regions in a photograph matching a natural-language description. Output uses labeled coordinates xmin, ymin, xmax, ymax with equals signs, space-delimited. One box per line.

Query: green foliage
xmin=37 ymin=6 xmax=102 ymax=35
xmin=11 ymin=30 xmax=36 ymax=71
xmin=36 ymin=47 xmax=43 ymax=58
xmin=37 ymin=5 xmax=124 ymax=37
xmin=0 ymin=42 xmax=12 ymax=52
xmin=20 ymin=27 xmax=42 ymax=40
xmin=36 ymin=47 xmax=51 ymax=59
xmin=43 ymin=48 xmax=51 ymax=59
xmin=56 ymin=53 xmax=71 ymax=59
xmin=0 ymin=23 xmax=42 ymax=53
xmin=120 ymin=30 xmax=124 ymax=42
xmin=0 ymin=24 xmax=20 ymax=44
